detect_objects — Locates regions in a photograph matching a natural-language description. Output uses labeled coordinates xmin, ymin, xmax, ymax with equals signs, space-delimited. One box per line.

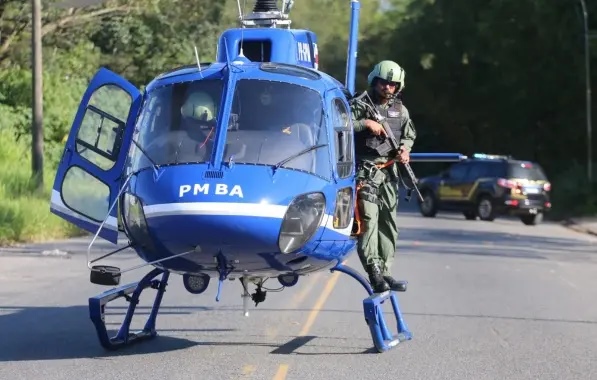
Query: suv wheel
xmin=520 ymin=212 xmax=543 ymax=226
xmin=476 ymin=196 xmax=496 ymax=221
xmin=419 ymin=191 xmax=437 ymax=217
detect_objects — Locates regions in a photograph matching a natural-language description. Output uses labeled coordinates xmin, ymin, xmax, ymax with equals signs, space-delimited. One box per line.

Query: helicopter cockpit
xmin=128 ymin=76 xmax=331 ymax=179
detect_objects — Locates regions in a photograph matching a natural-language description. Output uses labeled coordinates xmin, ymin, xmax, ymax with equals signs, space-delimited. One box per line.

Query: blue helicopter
xmin=49 ymin=0 xmax=466 ymax=353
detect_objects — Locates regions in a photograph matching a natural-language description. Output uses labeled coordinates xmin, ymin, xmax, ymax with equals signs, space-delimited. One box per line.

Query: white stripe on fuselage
xmin=143 ymin=202 xmax=288 ymax=218
xmin=142 ymin=202 xmax=353 ymax=237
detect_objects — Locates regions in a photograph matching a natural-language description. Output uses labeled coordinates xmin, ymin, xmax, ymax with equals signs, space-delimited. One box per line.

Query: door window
xmin=330 ymin=98 xmax=353 ymax=178
xmin=61 ymin=166 xmax=110 ymax=223
xmin=76 ymin=85 xmax=132 ymax=170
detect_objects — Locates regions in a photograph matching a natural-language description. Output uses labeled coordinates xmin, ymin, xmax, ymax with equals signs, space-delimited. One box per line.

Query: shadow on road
xmin=0 ymin=305 xmax=231 ymax=361
xmin=5 ymin=301 xmax=594 ymax=360
xmin=0 ymin=304 xmax=378 ymax=359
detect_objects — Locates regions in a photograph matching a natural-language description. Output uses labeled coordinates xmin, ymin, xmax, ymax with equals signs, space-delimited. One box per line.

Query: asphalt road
xmin=1 ymin=201 xmax=596 ymax=380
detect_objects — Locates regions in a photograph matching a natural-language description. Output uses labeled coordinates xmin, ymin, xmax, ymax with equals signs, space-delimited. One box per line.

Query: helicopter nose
xmin=140 ymin=192 xmax=327 ymax=256
xmin=125 ymin=162 xmax=334 ymax=268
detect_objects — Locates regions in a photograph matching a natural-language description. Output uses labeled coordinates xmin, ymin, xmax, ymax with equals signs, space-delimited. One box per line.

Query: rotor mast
xmin=239 ymin=0 xmax=294 ymax=28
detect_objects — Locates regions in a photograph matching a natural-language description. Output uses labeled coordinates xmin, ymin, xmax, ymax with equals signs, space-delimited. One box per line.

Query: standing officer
xmin=350 ymin=60 xmax=417 ymax=293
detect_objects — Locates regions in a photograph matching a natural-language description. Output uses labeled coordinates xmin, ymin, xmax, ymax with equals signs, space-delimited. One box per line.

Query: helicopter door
xmin=49 ymin=67 xmax=143 ymax=244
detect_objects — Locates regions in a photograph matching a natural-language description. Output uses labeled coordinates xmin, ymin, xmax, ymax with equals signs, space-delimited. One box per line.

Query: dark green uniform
xmin=351 ymin=89 xmax=416 ymax=292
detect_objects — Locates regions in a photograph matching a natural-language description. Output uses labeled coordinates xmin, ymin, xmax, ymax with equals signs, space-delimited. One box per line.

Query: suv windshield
xmin=222 ymin=79 xmax=331 ymax=178
xmin=127 ymin=79 xmax=225 ymax=172
xmin=508 ymin=162 xmax=548 ymax=181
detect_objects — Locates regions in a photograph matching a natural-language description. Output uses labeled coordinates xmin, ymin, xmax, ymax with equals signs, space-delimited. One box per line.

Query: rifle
xmin=353 ymin=91 xmax=424 ymax=203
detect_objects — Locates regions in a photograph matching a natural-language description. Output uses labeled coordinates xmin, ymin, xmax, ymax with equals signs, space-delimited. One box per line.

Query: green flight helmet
xmin=367 ymin=60 xmax=405 ymax=91
xmin=181 ymin=91 xmax=216 ymax=122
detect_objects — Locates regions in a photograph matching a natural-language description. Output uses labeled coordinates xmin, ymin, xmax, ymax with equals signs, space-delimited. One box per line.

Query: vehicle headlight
xmin=122 ymin=192 xmax=154 ymax=250
xmin=278 ymin=192 xmax=326 ymax=254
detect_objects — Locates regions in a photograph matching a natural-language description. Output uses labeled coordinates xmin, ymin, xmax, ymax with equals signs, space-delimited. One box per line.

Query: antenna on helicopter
xmin=282 ymin=0 xmax=294 ymax=14
xmin=193 ymin=45 xmax=204 ymax=78
xmin=236 ymin=0 xmax=247 ymax=57
xmin=239 ymin=0 xmax=292 ymax=29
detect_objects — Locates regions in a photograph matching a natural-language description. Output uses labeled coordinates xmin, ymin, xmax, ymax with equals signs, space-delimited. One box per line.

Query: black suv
xmin=417 ymin=154 xmax=552 ymax=225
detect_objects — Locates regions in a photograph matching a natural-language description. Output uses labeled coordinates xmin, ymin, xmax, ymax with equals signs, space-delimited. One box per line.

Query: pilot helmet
xmin=181 ymin=91 xmax=216 ymax=122
xmin=367 ymin=60 xmax=405 ymax=92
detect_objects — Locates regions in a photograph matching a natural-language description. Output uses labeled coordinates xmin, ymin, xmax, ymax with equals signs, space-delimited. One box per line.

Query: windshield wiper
xmin=273 ymin=144 xmax=328 ymax=170
xmin=132 ymin=138 xmax=160 ymax=173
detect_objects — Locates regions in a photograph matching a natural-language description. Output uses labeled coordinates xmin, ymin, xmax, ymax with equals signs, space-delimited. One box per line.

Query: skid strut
xmin=89 ymin=267 xmax=170 ymax=350
xmin=330 ymin=263 xmax=412 ymax=353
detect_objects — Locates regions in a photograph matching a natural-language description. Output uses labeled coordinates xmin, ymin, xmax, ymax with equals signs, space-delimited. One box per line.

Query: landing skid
xmin=87 ymin=262 xmax=410 ymax=353
xmin=330 ymin=263 xmax=413 ymax=353
xmin=89 ymin=267 xmax=170 ymax=350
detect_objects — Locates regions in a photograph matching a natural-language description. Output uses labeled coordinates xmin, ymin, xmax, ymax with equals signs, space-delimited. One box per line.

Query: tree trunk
xmin=31 ymin=0 xmax=44 ymax=192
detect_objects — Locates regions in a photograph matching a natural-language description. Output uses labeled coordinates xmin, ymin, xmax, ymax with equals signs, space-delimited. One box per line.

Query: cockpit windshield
xmin=128 ymin=78 xmax=224 ymax=172
xmin=223 ymin=79 xmax=331 ymax=178
xmin=128 ymin=77 xmax=331 ymax=179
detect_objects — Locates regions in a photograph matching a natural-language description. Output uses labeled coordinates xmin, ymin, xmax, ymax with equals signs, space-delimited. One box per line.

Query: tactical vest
xmin=354 ymin=100 xmax=404 ymax=158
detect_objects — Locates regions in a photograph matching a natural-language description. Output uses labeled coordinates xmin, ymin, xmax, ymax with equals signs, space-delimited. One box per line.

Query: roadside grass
xmin=0 ymin=128 xmax=84 ymax=246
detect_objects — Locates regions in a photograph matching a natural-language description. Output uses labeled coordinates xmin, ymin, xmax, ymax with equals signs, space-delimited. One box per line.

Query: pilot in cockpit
xmin=175 ymin=91 xmax=217 ymax=162
xmin=238 ymin=84 xmax=281 ymax=131
xmin=180 ymin=91 xmax=217 ymax=129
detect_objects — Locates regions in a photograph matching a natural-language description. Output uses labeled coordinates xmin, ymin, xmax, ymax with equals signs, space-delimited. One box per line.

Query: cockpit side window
xmin=330 ymin=97 xmax=354 ymax=178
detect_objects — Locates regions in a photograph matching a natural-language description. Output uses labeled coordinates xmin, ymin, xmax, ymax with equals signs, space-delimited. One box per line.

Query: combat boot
xmin=383 ymin=275 xmax=408 ymax=292
xmin=367 ymin=264 xmax=390 ymax=293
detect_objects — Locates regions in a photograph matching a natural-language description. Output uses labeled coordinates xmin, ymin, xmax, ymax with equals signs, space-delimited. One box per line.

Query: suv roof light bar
xmin=472 ymin=153 xmax=511 ymax=160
